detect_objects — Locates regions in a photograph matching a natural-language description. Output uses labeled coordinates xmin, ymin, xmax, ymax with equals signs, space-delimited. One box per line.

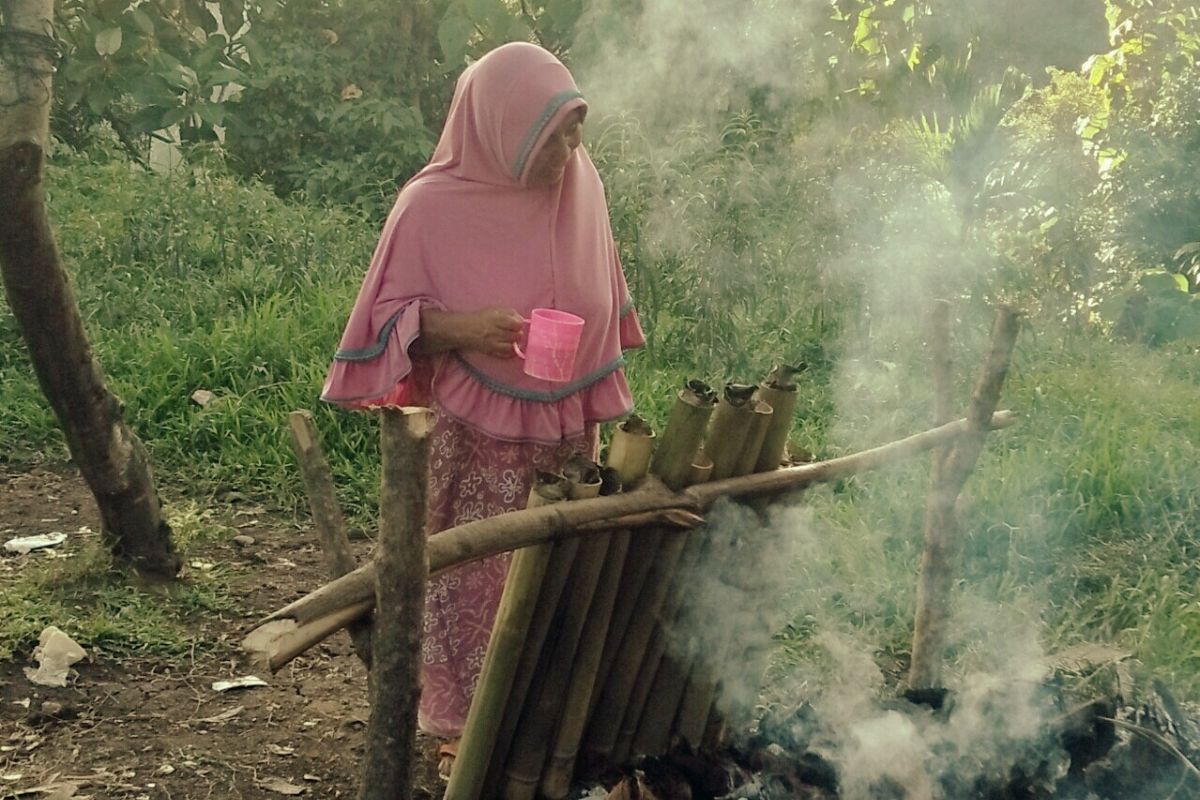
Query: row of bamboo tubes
xmin=445 ymin=365 xmax=808 ymax=800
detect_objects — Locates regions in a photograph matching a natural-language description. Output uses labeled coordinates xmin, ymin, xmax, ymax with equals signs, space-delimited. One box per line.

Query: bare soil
xmin=0 ymin=462 xmax=446 ymax=799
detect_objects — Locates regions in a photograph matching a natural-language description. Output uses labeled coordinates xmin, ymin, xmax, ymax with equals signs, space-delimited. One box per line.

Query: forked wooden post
xmin=359 ymin=407 xmax=434 ymax=800
xmin=908 ymin=307 xmax=1022 ymax=691
xmin=288 ymin=410 xmax=371 ymax=664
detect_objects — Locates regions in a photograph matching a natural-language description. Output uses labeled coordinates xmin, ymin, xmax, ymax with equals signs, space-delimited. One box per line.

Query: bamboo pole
xmin=485 ymin=459 xmax=602 ymax=795
xmin=288 ymin=410 xmax=372 ymax=664
xmin=443 ymin=473 xmax=570 ymax=800
xmin=359 ymin=408 xmax=433 ymax=800
xmin=502 ymin=460 xmax=617 ymax=799
xmin=540 ymin=426 xmax=656 ymax=799
xmin=584 ymin=384 xmax=717 ymax=717
xmin=643 ymin=383 xmax=772 ymax=753
xmin=243 ymin=412 xmax=1019 ymax=670
xmin=675 ymin=368 xmax=803 ymax=747
xmin=908 ymin=307 xmax=1022 ymax=691
xmin=581 ymin=384 xmax=718 ymax=765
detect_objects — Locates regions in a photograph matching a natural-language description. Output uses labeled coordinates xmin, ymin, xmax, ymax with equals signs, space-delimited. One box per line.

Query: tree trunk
xmin=359 ymin=408 xmax=434 ymax=800
xmin=0 ymin=0 xmax=178 ymax=581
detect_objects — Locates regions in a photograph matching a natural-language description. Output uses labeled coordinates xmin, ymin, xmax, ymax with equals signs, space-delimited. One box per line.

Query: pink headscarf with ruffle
xmin=321 ymin=42 xmax=644 ymax=443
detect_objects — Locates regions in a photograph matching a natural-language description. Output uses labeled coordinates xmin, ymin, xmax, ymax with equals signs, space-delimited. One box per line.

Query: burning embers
xmin=585 ymin=674 xmax=1199 ymax=800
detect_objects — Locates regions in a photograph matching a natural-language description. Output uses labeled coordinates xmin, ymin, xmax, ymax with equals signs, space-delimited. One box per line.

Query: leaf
xmin=1173 ymin=241 xmax=1200 ymax=260
xmin=94 ymin=27 xmax=123 ymax=57
xmin=129 ymin=8 xmax=155 ymax=36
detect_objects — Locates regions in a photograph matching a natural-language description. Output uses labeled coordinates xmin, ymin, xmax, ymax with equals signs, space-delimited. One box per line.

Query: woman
xmin=320 ymin=42 xmax=644 ymax=774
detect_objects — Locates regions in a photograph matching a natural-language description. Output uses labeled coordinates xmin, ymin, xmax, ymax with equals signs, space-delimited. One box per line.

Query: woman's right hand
xmin=417 ymin=307 xmax=524 ymax=358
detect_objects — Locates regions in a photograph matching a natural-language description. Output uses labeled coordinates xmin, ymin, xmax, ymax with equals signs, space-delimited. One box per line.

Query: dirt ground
xmin=0 ymin=462 xmax=446 ymax=800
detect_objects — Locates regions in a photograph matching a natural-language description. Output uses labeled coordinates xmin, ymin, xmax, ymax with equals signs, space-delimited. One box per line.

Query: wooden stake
xmin=443 ymin=473 xmax=570 ymax=800
xmin=908 ymin=307 xmax=1022 ymax=691
xmin=288 ymin=410 xmax=371 ymax=664
xmin=358 ymin=407 xmax=433 ymax=800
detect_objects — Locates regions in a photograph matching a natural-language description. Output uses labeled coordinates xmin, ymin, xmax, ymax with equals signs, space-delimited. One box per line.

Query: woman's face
xmin=525 ymin=108 xmax=585 ymax=187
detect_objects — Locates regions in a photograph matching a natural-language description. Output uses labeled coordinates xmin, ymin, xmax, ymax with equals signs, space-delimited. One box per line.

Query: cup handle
xmin=512 ymin=318 xmax=530 ymax=359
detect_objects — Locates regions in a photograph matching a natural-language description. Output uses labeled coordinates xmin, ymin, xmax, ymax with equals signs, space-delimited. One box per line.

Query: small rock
xmin=233 ymin=535 xmax=256 ymax=547
xmin=40 ymin=701 xmax=64 ymax=717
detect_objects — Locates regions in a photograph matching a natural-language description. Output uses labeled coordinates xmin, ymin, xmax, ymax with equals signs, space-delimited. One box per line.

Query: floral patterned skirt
xmin=418 ymin=410 xmax=597 ymax=739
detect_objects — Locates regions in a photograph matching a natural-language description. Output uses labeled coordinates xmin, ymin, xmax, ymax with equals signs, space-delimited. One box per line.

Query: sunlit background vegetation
xmin=1 ymin=0 xmax=1199 ymax=700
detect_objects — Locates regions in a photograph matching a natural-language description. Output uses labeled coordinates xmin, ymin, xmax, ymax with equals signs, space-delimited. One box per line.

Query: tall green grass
xmin=3 ymin=152 xmax=1199 ymax=699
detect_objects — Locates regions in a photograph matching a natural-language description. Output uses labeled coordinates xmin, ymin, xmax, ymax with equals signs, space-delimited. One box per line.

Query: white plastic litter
xmin=212 ymin=675 xmax=268 ymax=692
xmin=23 ymin=626 xmax=87 ymax=687
xmin=4 ymin=532 xmax=67 ymax=554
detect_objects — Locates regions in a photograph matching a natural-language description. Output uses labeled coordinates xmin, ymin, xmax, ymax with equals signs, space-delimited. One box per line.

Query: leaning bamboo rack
xmin=245 ymin=307 xmax=1020 ymax=800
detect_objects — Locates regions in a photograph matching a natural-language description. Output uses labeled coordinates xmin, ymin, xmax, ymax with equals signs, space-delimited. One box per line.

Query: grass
xmin=0 ymin=504 xmax=238 ymax=662
xmin=2 ymin=148 xmax=1199 ymax=706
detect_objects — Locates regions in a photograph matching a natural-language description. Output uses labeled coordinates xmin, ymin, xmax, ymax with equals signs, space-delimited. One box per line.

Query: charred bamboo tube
xmin=753 ymin=364 xmax=805 ymax=473
xmin=582 ymin=383 xmax=717 ymax=765
xmin=540 ymin=437 xmax=655 ymax=799
xmin=443 ymin=473 xmax=570 ymax=800
xmin=484 ymin=460 xmax=601 ymax=793
xmin=628 ymin=386 xmax=769 ymax=758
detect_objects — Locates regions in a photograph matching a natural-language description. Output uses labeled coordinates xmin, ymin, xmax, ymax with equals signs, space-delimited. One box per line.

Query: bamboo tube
xmin=496 ymin=459 xmax=605 ymax=799
xmin=443 ymin=473 xmax=569 ymax=800
xmin=540 ymin=438 xmax=654 ymax=799
xmin=631 ymin=386 xmax=769 ymax=757
xmin=482 ymin=460 xmax=599 ymax=792
xmin=607 ymin=416 xmax=656 ymax=489
xmin=651 ymin=380 xmax=719 ymax=491
xmin=618 ymin=532 xmax=706 ymax=761
xmin=582 ymin=384 xmax=717 ymax=765
xmin=703 ymin=384 xmax=759 ymax=481
xmin=753 ymin=364 xmax=805 ymax=473
xmin=733 ymin=399 xmax=773 ymax=477
xmin=244 ymin=412 xmax=1019 ymax=670
xmin=588 ymin=383 xmax=716 ymax=703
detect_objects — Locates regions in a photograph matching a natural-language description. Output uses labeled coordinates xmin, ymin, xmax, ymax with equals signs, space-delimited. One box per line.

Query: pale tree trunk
xmin=0 ymin=0 xmax=179 ymax=580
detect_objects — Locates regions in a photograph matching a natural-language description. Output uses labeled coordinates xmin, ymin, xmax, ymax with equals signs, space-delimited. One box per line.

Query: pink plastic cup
xmin=513 ymin=308 xmax=585 ymax=382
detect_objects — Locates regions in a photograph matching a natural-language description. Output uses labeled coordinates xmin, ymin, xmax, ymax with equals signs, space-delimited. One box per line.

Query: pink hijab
xmin=321 ymin=42 xmax=643 ymax=442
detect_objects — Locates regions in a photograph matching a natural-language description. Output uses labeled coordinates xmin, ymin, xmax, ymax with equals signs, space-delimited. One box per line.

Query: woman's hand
xmin=416 ymin=307 xmax=524 ymax=358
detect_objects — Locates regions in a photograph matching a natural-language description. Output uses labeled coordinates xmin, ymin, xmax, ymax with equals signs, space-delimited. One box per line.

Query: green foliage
xmin=52 ymin=0 xmax=252 ymax=158
xmin=774 ymin=333 xmax=1200 ymax=696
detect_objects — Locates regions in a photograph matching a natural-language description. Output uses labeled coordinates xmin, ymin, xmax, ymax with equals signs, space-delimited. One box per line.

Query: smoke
xmin=571 ymin=0 xmax=825 ymax=135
